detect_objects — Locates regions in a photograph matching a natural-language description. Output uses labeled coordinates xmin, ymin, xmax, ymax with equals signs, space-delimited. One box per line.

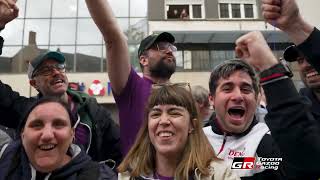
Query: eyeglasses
xmin=152 ymin=82 xmax=191 ymax=91
xmin=32 ymin=64 xmax=66 ymax=78
xmin=151 ymin=42 xmax=177 ymax=53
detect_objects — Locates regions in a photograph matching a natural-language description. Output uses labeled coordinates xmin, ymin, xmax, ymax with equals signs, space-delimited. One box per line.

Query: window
xmin=192 ymin=50 xmax=210 ymax=70
xmin=175 ymin=51 xmax=192 ymax=70
xmin=77 ymin=19 xmax=102 ymax=45
xmin=184 ymin=51 xmax=192 ymax=69
xmin=244 ymin=4 xmax=254 ymax=18
xmin=52 ymin=0 xmax=77 ymax=17
xmin=167 ymin=5 xmax=189 ymax=19
xmin=130 ymin=0 xmax=148 ymax=16
xmin=211 ymin=50 xmax=235 ymax=67
xmin=219 ymin=1 xmax=256 ymax=19
xmin=192 ymin=5 xmax=202 ymax=18
xmin=26 ymin=0 xmax=51 ymax=18
xmin=219 ymin=3 xmax=229 ymax=18
xmin=231 ymin=4 xmax=241 ymax=18
xmin=165 ymin=0 xmax=205 ymax=19
xmin=50 ymin=19 xmax=76 ymax=45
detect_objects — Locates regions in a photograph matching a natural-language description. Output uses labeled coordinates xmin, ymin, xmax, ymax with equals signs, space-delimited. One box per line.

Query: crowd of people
xmin=0 ymin=0 xmax=320 ymax=179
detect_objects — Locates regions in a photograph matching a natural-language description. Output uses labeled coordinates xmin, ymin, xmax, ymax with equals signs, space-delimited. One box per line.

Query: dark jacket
xmin=264 ymin=78 xmax=320 ymax=179
xmin=265 ymin=28 xmax=320 ymax=179
xmin=0 ymin=141 xmax=117 ymax=180
xmin=0 ymin=81 xmax=121 ymax=166
xmin=207 ymin=116 xmax=285 ymax=180
xmin=300 ymin=88 xmax=320 ymax=123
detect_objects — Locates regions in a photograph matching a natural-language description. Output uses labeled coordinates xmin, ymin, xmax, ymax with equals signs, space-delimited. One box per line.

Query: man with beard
xmin=85 ymin=0 xmax=177 ymax=155
xmin=120 ymin=33 xmax=176 ymax=155
xmin=283 ymin=45 xmax=320 ymax=122
xmin=116 ymin=34 xmax=176 ymax=155
xmin=0 ymin=51 xmax=122 ymax=168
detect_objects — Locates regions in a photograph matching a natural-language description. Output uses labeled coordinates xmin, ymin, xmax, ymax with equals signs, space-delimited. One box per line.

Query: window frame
xmin=165 ymin=0 xmax=205 ymax=19
xmin=218 ymin=0 xmax=257 ymax=19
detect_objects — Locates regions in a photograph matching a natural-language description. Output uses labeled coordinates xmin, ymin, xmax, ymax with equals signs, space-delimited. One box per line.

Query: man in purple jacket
xmin=85 ymin=0 xmax=177 ymax=155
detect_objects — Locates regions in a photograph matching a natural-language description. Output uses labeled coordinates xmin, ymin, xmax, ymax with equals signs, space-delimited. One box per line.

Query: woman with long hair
xmin=118 ymin=84 xmax=239 ymax=179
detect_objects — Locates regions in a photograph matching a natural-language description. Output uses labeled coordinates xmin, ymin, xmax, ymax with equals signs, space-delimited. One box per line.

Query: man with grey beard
xmin=85 ymin=0 xmax=177 ymax=155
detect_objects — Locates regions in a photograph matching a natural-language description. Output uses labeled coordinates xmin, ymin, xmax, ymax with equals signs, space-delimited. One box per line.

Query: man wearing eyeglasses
xmin=118 ymin=33 xmax=176 ymax=156
xmin=85 ymin=0 xmax=177 ymax=156
xmin=116 ymin=33 xmax=177 ymax=156
xmin=0 ymin=51 xmax=122 ymax=168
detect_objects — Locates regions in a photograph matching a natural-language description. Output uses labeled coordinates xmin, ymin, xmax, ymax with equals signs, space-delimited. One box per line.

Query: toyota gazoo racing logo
xmin=231 ymin=157 xmax=282 ymax=170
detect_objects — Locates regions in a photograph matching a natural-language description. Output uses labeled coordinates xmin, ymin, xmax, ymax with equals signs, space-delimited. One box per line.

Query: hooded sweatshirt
xmin=0 ymin=140 xmax=116 ymax=180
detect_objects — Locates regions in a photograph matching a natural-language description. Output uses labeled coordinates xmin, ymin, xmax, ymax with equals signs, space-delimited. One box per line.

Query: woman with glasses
xmin=0 ymin=97 xmax=116 ymax=180
xmin=118 ymin=84 xmax=239 ymax=180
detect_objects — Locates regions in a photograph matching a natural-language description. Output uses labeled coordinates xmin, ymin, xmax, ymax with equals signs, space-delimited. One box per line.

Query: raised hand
xmin=235 ymin=31 xmax=278 ymax=72
xmin=261 ymin=0 xmax=313 ymax=44
xmin=0 ymin=0 xmax=18 ymax=28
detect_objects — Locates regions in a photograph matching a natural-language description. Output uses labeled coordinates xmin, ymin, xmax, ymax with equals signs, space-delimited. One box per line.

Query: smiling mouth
xmin=228 ymin=108 xmax=245 ymax=119
xmin=51 ymin=79 xmax=65 ymax=86
xmin=306 ymin=71 xmax=319 ymax=78
xmin=39 ymin=144 xmax=56 ymax=151
xmin=157 ymin=131 xmax=174 ymax=138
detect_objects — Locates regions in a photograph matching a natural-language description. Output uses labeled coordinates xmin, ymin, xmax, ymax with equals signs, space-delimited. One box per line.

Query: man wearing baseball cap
xmin=284 ymin=45 xmax=320 ymax=124
xmin=118 ymin=32 xmax=176 ymax=155
xmin=86 ymin=0 xmax=177 ymax=155
xmin=0 ymin=51 xmax=122 ymax=167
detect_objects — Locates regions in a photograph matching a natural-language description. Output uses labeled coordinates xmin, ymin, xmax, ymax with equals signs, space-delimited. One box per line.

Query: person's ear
xmin=139 ymin=55 xmax=149 ymax=67
xmin=209 ymin=94 xmax=215 ymax=109
xmin=29 ymin=79 xmax=38 ymax=90
xmin=20 ymin=127 xmax=25 ymax=140
xmin=189 ymin=118 xmax=197 ymax=133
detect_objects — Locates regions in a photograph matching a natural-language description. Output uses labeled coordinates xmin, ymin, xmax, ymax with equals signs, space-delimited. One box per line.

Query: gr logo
xmin=231 ymin=157 xmax=255 ymax=169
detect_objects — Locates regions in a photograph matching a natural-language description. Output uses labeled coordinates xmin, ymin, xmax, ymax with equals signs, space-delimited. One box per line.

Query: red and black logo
xmin=231 ymin=157 xmax=255 ymax=169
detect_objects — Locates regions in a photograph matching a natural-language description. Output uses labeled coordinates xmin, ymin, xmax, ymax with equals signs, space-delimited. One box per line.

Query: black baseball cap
xmin=138 ymin=32 xmax=175 ymax=57
xmin=27 ymin=51 xmax=65 ymax=79
xmin=283 ymin=45 xmax=304 ymax=62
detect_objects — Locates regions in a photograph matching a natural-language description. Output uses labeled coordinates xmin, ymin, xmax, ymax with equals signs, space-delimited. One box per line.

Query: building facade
xmin=148 ymin=0 xmax=292 ymax=71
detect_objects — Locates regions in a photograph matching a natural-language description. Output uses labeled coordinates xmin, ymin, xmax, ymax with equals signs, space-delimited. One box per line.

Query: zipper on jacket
xmin=74 ymin=113 xmax=92 ymax=154
xmin=217 ymin=133 xmax=227 ymax=156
